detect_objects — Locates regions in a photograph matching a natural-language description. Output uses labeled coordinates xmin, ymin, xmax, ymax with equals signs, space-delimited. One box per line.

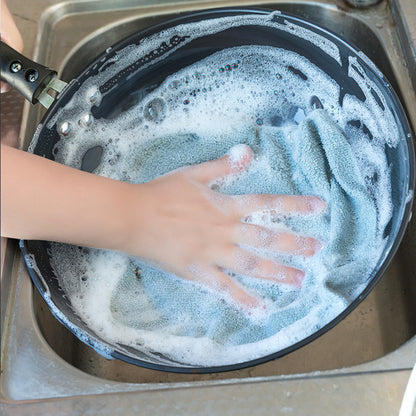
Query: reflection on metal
xmin=79 ymin=112 xmax=94 ymax=127
xmin=344 ymin=0 xmax=382 ymax=8
xmin=37 ymin=77 xmax=67 ymax=109
xmin=59 ymin=121 xmax=72 ymax=136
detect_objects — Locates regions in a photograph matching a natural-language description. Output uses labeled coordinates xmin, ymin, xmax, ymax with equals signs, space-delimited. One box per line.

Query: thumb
xmin=1 ymin=1 xmax=24 ymax=53
xmin=185 ymin=144 xmax=253 ymax=185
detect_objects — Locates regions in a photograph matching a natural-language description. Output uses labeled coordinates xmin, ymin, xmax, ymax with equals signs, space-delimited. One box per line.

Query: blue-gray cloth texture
xmin=112 ymin=109 xmax=386 ymax=345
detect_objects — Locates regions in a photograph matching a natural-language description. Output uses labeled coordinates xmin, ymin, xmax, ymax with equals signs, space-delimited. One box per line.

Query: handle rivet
xmin=10 ymin=61 xmax=22 ymax=73
xmin=79 ymin=113 xmax=94 ymax=127
xmin=59 ymin=121 xmax=72 ymax=137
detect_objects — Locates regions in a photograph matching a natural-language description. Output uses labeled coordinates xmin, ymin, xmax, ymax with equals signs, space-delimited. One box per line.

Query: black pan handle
xmin=0 ymin=41 xmax=57 ymax=104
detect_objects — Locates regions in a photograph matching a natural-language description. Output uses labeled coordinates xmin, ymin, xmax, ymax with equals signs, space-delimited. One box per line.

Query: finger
xmin=230 ymin=194 xmax=327 ymax=217
xmin=188 ymin=265 xmax=261 ymax=309
xmin=184 ymin=144 xmax=253 ymax=185
xmin=219 ymin=245 xmax=304 ymax=288
xmin=1 ymin=0 xmax=24 ymax=53
xmin=234 ymin=223 xmax=322 ymax=257
xmin=1 ymin=81 xmax=10 ymax=94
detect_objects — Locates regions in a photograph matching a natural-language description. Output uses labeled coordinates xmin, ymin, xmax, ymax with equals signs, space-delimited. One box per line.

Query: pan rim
xmin=23 ymin=5 xmax=415 ymax=373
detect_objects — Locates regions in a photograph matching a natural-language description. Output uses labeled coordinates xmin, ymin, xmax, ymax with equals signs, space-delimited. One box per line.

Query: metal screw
xmin=26 ymin=70 xmax=38 ymax=83
xmin=10 ymin=61 xmax=22 ymax=73
xmin=27 ymin=72 xmax=38 ymax=82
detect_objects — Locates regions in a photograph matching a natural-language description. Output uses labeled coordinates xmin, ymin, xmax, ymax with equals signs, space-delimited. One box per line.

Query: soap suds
xmin=32 ymin=12 xmax=403 ymax=367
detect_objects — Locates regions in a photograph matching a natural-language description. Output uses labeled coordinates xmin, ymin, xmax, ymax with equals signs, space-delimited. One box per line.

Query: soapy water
xmin=38 ymin=13 xmax=401 ymax=366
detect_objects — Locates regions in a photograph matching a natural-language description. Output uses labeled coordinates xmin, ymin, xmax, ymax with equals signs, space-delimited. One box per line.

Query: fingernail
xmin=310 ymin=198 xmax=327 ymax=213
xmin=294 ymin=271 xmax=305 ymax=288
xmin=313 ymin=239 xmax=324 ymax=253
xmin=227 ymin=144 xmax=253 ymax=171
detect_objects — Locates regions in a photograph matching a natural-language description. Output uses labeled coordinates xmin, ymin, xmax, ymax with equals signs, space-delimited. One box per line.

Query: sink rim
xmin=24 ymin=2 xmax=416 ymax=373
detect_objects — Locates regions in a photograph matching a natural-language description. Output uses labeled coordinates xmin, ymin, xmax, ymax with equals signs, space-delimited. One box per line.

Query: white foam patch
xmin=406 ymin=190 xmax=414 ymax=205
xmin=34 ymin=12 xmax=402 ymax=367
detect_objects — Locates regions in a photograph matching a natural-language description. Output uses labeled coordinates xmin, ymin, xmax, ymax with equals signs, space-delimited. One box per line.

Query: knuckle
xmin=242 ymin=254 xmax=259 ymax=272
xmin=258 ymin=227 xmax=275 ymax=247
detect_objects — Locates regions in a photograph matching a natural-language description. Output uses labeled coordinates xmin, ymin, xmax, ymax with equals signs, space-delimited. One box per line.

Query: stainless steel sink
xmin=1 ymin=0 xmax=416 ymax=414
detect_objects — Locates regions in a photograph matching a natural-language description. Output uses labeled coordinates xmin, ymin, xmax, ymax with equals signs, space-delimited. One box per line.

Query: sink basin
xmin=1 ymin=0 xmax=416 ymax=413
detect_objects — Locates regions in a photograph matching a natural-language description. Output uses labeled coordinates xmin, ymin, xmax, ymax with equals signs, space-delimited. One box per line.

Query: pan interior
xmin=26 ymin=10 xmax=413 ymax=370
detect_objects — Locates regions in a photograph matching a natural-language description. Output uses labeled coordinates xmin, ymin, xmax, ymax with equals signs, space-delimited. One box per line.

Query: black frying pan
xmin=1 ymin=7 xmax=414 ymax=373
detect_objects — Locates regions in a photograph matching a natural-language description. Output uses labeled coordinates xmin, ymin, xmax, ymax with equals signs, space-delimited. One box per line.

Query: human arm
xmin=1 ymin=143 xmax=324 ymax=310
xmin=1 ymin=0 xmax=325 ymax=310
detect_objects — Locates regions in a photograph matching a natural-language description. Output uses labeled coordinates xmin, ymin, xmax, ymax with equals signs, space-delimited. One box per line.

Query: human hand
xmin=123 ymin=145 xmax=326 ymax=311
xmin=1 ymin=0 xmax=24 ymax=93
xmin=2 ymin=143 xmax=325 ymax=311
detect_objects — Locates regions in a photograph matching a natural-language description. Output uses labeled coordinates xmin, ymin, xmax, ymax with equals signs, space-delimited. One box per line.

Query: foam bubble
xmin=406 ymin=190 xmax=414 ymax=204
xmin=36 ymin=12 xmax=400 ymax=367
xmin=227 ymin=143 xmax=251 ymax=166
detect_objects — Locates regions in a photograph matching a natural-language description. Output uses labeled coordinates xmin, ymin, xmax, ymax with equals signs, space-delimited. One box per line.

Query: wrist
xmin=111 ymin=181 xmax=152 ymax=258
